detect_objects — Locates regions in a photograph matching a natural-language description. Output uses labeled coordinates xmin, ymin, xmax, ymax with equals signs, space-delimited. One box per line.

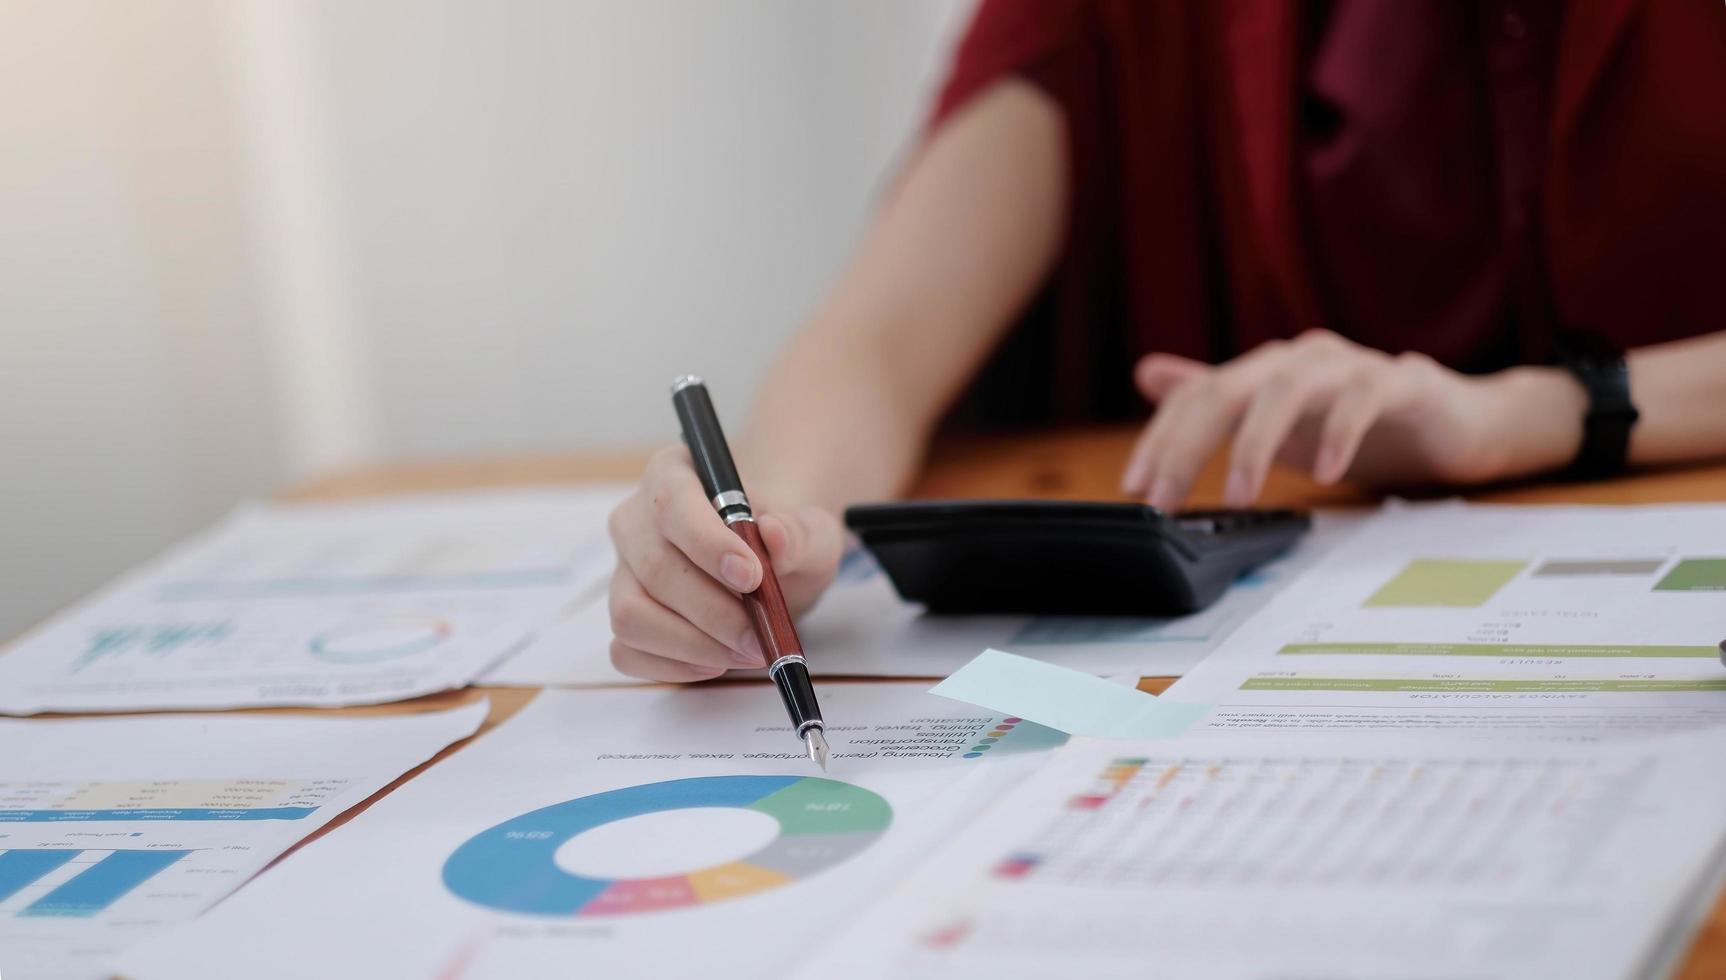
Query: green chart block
xmin=748 ymin=778 xmax=892 ymax=835
xmin=1364 ymin=559 xmax=1526 ymax=608
xmin=1654 ymin=558 xmax=1726 ymax=592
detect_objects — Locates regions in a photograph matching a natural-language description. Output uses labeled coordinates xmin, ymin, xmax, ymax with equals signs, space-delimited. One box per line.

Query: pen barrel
xmin=730 ymin=519 xmax=803 ymax=662
xmin=671 ymin=380 xmax=744 ymax=504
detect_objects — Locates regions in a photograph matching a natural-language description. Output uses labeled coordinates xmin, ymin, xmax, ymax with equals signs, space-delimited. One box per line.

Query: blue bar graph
xmin=19 ymin=849 xmax=190 ymax=917
xmin=0 ymin=850 xmax=80 ymax=903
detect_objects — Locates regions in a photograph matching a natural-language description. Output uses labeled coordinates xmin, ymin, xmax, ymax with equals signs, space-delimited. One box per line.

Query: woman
xmin=606 ymin=0 xmax=1726 ymax=681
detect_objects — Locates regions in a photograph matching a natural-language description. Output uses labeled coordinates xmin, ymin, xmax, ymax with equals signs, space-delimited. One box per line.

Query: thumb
xmin=1134 ymin=353 xmax=1207 ymax=403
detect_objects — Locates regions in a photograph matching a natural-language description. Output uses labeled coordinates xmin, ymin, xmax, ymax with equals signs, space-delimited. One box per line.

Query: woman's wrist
xmin=1480 ymin=366 xmax=1588 ymax=480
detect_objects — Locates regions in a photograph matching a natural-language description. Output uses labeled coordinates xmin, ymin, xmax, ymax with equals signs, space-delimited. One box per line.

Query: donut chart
xmin=308 ymin=618 xmax=451 ymax=664
xmin=441 ymin=776 xmax=890 ymax=917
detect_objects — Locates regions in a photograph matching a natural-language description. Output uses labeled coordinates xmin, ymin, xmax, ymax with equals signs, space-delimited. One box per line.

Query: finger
xmin=1127 ymin=341 xmax=1305 ymax=495
xmin=642 ymin=447 xmax=762 ymax=593
xmin=755 ymin=510 xmax=842 ymax=607
xmin=756 ymin=513 xmax=802 ymax=569
xmin=1123 ymin=370 xmax=1211 ymax=494
xmin=756 ymin=508 xmax=844 ymax=615
xmin=612 ymin=527 xmax=761 ymax=665
xmin=1133 ymin=353 xmax=1208 ymax=403
xmin=610 ymin=640 xmax=728 ymax=683
xmin=1139 ymin=374 xmax=1252 ymax=511
xmin=1133 ymin=338 xmax=1312 ymax=499
xmin=1313 ymin=378 xmax=1385 ymax=484
xmin=1225 ymin=367 xmax=1348 ymax=505
xmin=758 ymin=506 xmax=843 ymax=576
xmin=1122 ymin=414 xmax=1165 ymax=496
xmin=610 ymin=569 xmax=760 ymax=669
xmin=1118 ymin=381 xmax=1201 ymax=496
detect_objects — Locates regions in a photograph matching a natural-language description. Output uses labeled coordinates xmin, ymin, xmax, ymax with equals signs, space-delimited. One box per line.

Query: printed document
xmin=0 ymin=488 xmax=623 ymax=713
xmin=1164 ymin=504 xmax=1726 ymax=736
xmin=117 ymin=685 xmax=1068 ymax=980
xmin=801 ymin=730 xmax=1726 ymax=980
xmin=0 ymin=702 xmax=485 ymax=980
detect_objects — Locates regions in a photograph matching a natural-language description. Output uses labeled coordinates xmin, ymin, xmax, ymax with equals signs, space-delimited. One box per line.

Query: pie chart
xmin=307 ymin=618 xmax=451 ymax=664
xmin=441 ymin=775 xmax=890 ymax=917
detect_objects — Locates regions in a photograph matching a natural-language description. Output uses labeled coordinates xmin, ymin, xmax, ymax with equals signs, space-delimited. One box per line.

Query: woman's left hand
xmin=1120 ymin=329 xmax=1587 ymax=510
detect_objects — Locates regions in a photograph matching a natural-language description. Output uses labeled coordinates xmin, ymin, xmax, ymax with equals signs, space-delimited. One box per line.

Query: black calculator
xmin=844 ymin=500 xmax=1310 ymax=616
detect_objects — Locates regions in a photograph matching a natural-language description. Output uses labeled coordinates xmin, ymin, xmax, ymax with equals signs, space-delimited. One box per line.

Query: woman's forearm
xmin=1477 ymin=331 xmax=1726 ymax=483
xmin=739 ymin=325 xmax=930 ymax=512
xmin=1627 ymin=331 xmax=1726 ymax=466
xmin=740 ymin=80 xmax=1067 ymax=514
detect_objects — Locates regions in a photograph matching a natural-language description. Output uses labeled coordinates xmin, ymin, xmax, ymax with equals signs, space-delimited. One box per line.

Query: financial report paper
xmin=0 ymin=702 xmax=485 ymax=980
xmin=0 ymin=488 xmax=624 ymax=713
xmin=802 ymin=731 xmax=1726 ymax=980
xmin=117 ymin=685 xmax=1071 ymax=980
xmin=1164 ymin=503 xmax=1726 ymax=736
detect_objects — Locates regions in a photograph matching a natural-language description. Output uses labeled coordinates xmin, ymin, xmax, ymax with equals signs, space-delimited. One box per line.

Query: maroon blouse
xmin=933 ymin=0 xmax=1726 ymax=427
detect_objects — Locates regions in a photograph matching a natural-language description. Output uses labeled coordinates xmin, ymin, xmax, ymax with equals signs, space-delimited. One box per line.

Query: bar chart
xmin=0 ymin=848 xmax=192 ymax=917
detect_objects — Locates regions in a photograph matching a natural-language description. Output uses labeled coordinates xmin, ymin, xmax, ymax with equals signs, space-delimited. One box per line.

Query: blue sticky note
xmin=929 ymin=648 xmax=1210 ymax=739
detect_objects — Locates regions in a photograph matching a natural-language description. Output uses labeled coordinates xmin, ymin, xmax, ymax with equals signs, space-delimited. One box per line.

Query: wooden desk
xmin=130 ymin=428 xmax=1726 ymax=976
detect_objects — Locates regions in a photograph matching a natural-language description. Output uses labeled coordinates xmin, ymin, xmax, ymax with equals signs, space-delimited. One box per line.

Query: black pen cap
xmin=670 ymin=375 xmax=744 ymax=503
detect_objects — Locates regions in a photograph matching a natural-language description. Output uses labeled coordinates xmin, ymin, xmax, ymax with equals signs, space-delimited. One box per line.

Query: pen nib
xmin=803 ymin=727 xmax=829 ymax=771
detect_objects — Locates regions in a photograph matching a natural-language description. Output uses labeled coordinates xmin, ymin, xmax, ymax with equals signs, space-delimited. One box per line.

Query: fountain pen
xmin=671 ymin=375 xmax=829 ymax=770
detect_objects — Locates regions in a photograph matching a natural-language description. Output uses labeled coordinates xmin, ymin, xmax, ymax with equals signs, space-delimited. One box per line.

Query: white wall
xmin=273 ymin=0 xmax=972 ymax=458
xmin=0 ymin=0 xmax=972 ymax=638
xmin=0 ymin=1 xmax=285 ymax=639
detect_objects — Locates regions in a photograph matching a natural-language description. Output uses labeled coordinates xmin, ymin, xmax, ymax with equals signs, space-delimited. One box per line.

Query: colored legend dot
xmin=970 ymin=744 xmax=992 ymax=752
xmin=963 ymin=752 xmax=982 ymax=759
xmin=1002 ymin=717 xmax=1021 ymax=724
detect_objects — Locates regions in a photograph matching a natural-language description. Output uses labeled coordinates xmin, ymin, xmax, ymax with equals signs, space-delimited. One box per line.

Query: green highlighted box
xmin=1277 ymin=642 xmax=1720 ymax=658
xmin=1364 ymin=559 xmax=1526 ymax=607
xmin=1654 ymin=558 xmax=1726 ymax=592
xmin=1241 ymin=676 xmax=1726 ymax=693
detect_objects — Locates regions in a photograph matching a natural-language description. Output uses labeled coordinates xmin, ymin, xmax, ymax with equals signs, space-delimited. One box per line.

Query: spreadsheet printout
xmin=802 ymin=731 xmax=1726 ymax=980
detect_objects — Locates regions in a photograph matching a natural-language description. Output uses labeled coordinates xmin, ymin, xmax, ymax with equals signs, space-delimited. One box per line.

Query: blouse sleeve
xmin=928 ymin=0 xmax=1092 ymax=129
xmin=924 ymin=1 xmax=1153 ymax=427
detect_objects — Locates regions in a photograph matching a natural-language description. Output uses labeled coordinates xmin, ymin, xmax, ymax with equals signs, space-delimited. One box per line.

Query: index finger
xmin=642 ymin=446 xmax=763 ymax=594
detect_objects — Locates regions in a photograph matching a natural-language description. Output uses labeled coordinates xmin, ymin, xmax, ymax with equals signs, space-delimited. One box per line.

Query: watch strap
xmin=1554 ymin=329 xmax=1639 ymax=479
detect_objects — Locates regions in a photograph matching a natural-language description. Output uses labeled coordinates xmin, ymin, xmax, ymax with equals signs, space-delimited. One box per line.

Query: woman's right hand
xmin=606 ymin=445 xmax=844 ymax=682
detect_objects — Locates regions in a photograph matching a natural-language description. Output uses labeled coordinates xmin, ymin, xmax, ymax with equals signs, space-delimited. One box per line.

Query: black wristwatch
xmin=1554 ymin=329 xmax=1639 ymax=479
